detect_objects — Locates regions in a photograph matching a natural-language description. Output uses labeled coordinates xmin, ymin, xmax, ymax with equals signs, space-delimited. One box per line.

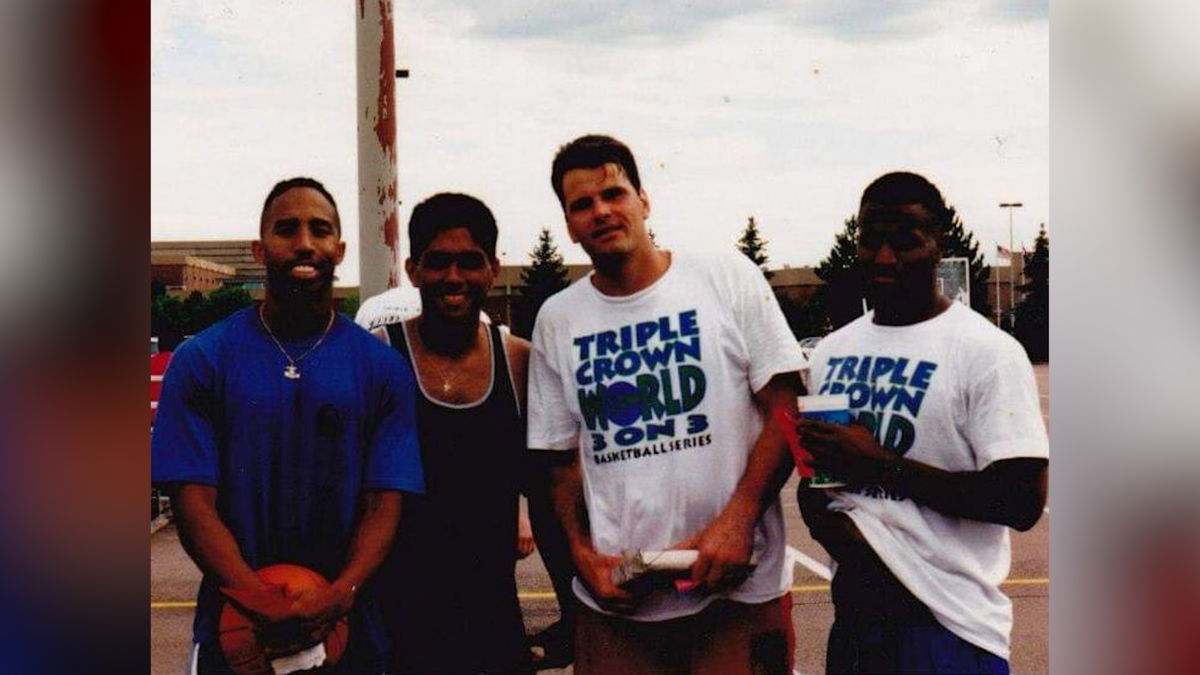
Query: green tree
xmin=779 ymin=295 xmax=831 ymax=340
xmin=940 ymin=206 xmax=992 ymax=320
xmin=812 ymin=215 xmax=864 ymax=331
xmin=152 ymin=293 xmax=187 ymax=350
xmin=182 ymin=290 xmax=209 ymax=337
xmin=202 ymin=285 xmax=254 ymax=327
xmin=807 ymin=206 xmax=993 ymax=332
xmin=151 ymin=284 xmax=255 ymax=350
xmin=515 ymin=228 xmax=570 ymax=338
xmin=340 ymin=292 xmax=361 ymax=319
xmin=736 ymin=216 xmax=772 ymax=280
xmin=1013 ymin=225 xmax=1049 ymax=362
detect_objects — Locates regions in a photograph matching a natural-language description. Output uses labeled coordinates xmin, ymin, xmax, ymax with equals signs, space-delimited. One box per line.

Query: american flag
xmin=996 ymin=244 xmax=1012 ymax=264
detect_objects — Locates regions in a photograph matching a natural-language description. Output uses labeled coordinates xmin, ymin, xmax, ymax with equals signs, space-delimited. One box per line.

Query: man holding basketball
xmin=151 ymin=177 xmax=424 ymax=673
xmin=527 ymin=135 xmax=807 ymax=674
xmin=797 ymin=172 xmax=1048 ymax=673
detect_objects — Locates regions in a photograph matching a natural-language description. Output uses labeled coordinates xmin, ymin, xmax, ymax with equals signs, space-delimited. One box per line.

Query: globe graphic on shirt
xmin=603 ymin=381 xmax=642 ymax=427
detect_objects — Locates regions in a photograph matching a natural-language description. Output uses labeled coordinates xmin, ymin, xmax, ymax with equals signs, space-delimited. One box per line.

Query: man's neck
xmin=261 ymin=293 xmax=334 ymax=339
xmin=413 ymin=313 xmax=483 ymax=358
xmin=591 ymin=248 xmax=671 ymax=297
xmin=873 ymin=293 xmax=953 ymax=326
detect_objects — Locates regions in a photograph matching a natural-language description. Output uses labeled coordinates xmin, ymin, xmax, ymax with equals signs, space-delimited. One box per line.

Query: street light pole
xmin=999 ymin=202 xmax=1023 ymax=329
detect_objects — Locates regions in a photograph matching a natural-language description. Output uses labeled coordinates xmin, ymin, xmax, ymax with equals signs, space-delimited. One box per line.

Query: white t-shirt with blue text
xmin=527 ymin=250 xmax=807 ymax=622
xmin=811 ymin=302 xmax=1048 ymax=660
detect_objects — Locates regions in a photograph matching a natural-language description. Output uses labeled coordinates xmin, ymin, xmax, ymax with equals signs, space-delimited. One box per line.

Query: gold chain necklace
xmin=258 ymin=305 xmax=336 ymax=379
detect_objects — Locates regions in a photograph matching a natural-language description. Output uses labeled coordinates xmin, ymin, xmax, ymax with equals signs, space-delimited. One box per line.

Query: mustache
xmin=423 ymin=280 xmax=486 ymax=297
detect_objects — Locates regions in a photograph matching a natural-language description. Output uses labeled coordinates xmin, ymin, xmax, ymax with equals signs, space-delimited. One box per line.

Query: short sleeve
xmin=728 ymin=255 xmax=808 ymax=392
xmin=965 ymin=354 xmax=1049 ymax=468
xmin=364 ymin=351 xmax=425 ymax=493
xmin=526 ymin=309 xmax=578 ymax=451
xmin=151 ymin=342 xmax=220 ymax=486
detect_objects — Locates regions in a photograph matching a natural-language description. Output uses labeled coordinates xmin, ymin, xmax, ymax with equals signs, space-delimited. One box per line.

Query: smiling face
xmin=856 ymin=201 xmax=941 ymax=312
xmin=405 ymin=226 xmax=498 ymax=321
xmin=560 ymin=163 xmax=652 ymax=263
xmin=253 ymin=186 xmax=345 ymax=297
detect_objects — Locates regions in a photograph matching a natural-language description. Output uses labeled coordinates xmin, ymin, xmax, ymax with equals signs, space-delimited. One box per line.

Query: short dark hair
xmin=260 ymin=177 xmax=340 ymax=233
xmin=550 ymin=134 xmax=643 ymax=207
xmin=408 ymin=192 xmax=498 ymax=259
xmin=859 ymin=171 xmax=949 ymax=238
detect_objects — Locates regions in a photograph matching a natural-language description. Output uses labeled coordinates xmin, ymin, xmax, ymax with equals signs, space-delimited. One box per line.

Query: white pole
xmin=999 ymin=202 xmax=1023 ymax=328
xmin=356 ymin=0 xmax=400 ymax=300
xmin=994 ymin=257 xmax=1000 ymax=326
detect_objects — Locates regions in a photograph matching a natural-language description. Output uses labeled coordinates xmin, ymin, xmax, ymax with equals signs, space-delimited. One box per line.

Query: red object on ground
xmin=150 ymin=350 xmax=172 ymax=425
xmin=217 ymin=564 xmax=349 ymax=675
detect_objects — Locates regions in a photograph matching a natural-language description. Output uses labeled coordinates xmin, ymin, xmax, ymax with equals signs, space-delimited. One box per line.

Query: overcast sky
xmin=151 ymin=0 xmax=1048 ymax=286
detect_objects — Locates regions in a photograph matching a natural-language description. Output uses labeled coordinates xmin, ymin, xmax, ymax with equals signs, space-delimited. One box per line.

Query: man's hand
xmin=798 ymin=417 xmax=897 ymax=485
xmin=673 ymin=511 xmax=756 ymax=592
xmin=516 ymin=508 xmax=536 ymax=559
xmin=289 ymin=583 xmax=354 ymax=641
xmin=220 ymin=584 xmax=321 ymax=656
xmin=572 ymin=546 xmax=638 ymax=613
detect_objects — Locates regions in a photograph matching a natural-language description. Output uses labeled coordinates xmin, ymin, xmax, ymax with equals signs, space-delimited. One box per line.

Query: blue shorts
xmin=826 ymin=547 xmax=1009 ymax=674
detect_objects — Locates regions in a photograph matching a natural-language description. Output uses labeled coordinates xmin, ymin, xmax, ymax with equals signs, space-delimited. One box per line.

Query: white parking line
xmin=787 ymin=545 xmax=832 ymax=581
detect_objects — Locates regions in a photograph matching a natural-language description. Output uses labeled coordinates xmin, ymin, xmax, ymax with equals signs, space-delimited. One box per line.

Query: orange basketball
xmin=218 ymin=564 xmax=350 ymax=675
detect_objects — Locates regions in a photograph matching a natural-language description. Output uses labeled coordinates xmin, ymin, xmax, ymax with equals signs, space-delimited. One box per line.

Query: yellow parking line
xmin=150 ymin=578 xmax=1048 ymax=610
xmin=151 ymin=601 xmax=198 ymax=609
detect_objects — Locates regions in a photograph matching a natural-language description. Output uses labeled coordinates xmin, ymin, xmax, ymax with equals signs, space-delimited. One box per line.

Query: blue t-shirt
xmin=151 ymin=307 xmax=424 ymax=665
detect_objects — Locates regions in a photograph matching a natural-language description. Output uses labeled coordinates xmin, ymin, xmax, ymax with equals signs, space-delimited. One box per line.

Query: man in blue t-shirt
xmin=152 ymin=177 xmax=424 ymax=674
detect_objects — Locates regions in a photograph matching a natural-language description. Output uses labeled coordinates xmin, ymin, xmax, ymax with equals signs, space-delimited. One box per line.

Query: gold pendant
xmin=284 ymin=365 xmax=301 ymax=379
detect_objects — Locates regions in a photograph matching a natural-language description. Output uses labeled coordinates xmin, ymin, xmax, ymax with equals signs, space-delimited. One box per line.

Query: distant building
xmin=151 ymin=240 xmax=263 ymax=286
xmin=768 ymin=266 xmax=823 ymax=304
xmin=151 ymin=254 xmax=236 ymax=294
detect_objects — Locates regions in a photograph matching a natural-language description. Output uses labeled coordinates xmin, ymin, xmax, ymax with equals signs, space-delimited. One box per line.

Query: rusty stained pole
xmin=356 ymin=0 xmax=399 ymax=300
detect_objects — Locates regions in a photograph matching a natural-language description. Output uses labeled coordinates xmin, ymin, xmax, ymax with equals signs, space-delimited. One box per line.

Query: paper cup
xmin=798 ymin=394 xmax=849 ymax=488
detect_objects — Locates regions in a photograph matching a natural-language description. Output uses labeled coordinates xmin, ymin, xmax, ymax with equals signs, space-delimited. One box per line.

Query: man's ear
xmin=334 ymin=241 xmax=346 ymax=266
xmin=251 ymin=240 xmax=265 ymax=264
xmin=404 ymin=257 xmax=420 ymax=287
xmin=639 ymin=188 xmax=651 ymax=220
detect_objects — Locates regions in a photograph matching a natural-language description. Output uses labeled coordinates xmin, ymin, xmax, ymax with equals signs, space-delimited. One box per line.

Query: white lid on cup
xmin=796 ymin=393 xmax=850 ymax=412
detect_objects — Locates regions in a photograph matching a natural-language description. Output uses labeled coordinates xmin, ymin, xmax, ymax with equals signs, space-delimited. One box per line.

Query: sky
xmin=151 ymin=0 xmax=1048 ymax=287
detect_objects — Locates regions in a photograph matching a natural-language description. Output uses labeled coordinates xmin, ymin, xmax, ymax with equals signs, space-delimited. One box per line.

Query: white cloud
xmin=152 ymin=1 xmax=1049 ymax=285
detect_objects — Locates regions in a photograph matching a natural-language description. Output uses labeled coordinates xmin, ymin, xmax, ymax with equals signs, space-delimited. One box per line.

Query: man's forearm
xmin=548 ymin=449 xmax=592 ymax=556
xmin=172 ymin=484 xmax=266 ymax=590
xmin=332 ymin=490 xmax=402 ymax=593
xmin=881 ymin=456 xmax=1048 ymax=531
xmin=722 ymin=374 xmax=800 ymax=526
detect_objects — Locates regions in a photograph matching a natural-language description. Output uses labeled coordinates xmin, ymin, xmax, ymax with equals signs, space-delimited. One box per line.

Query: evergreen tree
xmin=813 ymin=215 xmax=864 ymax=331
xmin=939 ymin=206 xmax=992 ymax=320
xmin=1013 ymin=224 xmax=1049 ymax=362
xmin=808 ymin=206 xmax=993 ymax=332
xmin=736 ymin=216 xmax=772 ymax=279
xmin=516 ymin=228 xmax=570 ymax=338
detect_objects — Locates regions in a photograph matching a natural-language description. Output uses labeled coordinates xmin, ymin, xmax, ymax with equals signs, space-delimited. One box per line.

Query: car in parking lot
xmin=798 ymin=336 xmax=823 ymax=391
